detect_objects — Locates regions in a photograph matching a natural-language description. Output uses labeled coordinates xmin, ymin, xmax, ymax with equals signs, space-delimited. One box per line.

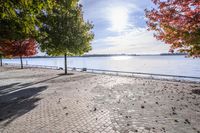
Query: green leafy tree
xmin=39 ymin=0 xmax=94 ymax=74
xmin=0 ymin=0 xmax=55 ymax=41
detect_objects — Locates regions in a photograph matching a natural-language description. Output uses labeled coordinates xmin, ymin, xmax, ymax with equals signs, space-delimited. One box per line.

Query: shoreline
xmin=1 ymin=64 xmax=200 ymax=84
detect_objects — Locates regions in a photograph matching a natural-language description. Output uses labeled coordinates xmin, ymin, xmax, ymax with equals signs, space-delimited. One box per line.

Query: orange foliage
xmin=145 ymin=0 xmax=200 ymax=57
xmin=0 ymin=39 xmax=37 ymax=58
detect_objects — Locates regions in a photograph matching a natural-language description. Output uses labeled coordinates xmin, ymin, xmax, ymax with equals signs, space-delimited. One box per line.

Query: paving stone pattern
xmin=0 ymin=67 xmax=200 ymax=133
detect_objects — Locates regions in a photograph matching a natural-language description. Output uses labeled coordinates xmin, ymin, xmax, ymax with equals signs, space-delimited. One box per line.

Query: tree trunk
xmin=64 ymin=53 xmax=67 ymax=75
xmin=0 ymin=56 xmax=2 ymax=67
xmin=20 ymin=56 xmax=23 ymax=69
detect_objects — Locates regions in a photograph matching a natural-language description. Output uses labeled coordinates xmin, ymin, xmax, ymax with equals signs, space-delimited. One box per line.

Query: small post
xmin=0 ymin=55 xmax=2 ymax=67
xmin=20 ymin=56 xmax=23 ymax=69
xmin=64 ymin=53 xmax=67 ymax=74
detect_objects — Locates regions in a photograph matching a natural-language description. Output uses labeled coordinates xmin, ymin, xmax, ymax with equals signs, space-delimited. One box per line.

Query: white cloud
xmin=90 ymin=28 xmax=170 ymax=54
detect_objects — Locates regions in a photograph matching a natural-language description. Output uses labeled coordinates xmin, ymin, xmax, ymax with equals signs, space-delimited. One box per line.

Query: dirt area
xmin=0 ymin=66 xmax=200 ymax=133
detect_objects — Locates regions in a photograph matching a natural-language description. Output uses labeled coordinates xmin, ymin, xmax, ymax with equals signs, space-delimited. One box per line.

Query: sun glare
xmin=111 ymin=56 xmax=131 ymax=60
xmin=109 ymin=7 xmax=129 ymax=32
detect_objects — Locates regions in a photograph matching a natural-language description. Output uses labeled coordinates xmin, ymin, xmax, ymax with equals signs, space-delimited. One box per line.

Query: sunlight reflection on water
xmin=111 ymin=56 xmax=132 ymax=60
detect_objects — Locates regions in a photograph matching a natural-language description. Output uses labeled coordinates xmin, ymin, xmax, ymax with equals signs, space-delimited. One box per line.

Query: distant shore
xmin=4 ymin=53 xmax=187 ymax=59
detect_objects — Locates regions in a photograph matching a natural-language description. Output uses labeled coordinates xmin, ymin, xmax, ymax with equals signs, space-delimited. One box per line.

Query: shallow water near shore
xmin=3 ymin=55 xmax=200 ymax=78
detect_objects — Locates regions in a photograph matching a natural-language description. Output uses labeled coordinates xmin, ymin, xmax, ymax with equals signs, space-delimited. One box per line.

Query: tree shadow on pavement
xmin=0 ymin=74 xmax=64 ymax=126
xmin=0 ymin=85 xmax=47 ymax=126
xmin=0 ymin=72 xmax=86 ymax=126
xmin=57 ymin=73 xmax=74 ymax=76
xmin=0 ymin=75 xmax=61 ymax=95
xmin=0 ymin=83 xmax=21 ymax=94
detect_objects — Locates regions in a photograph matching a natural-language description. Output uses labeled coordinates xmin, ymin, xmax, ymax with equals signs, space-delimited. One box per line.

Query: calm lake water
xmin=3 ymin=55 xmax=200 ymax=78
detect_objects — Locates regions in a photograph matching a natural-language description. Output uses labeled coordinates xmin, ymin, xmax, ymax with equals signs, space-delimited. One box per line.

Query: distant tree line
xmin=0 ymin=0 xmax=94 ymax=74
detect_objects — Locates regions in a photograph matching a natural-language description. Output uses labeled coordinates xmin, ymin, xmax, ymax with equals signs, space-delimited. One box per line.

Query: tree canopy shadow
xmin=0 ymin=72 xmax=86 ymax=126
xmin=0 ymin=85 xmax=47 ymax=126
xmin=0 ymin=83 xmax=21 ymax=93
xmin=0 ymin=74 xmax=64 ymax=126
xmin=0 ymin=75 xmax=61 ymax=95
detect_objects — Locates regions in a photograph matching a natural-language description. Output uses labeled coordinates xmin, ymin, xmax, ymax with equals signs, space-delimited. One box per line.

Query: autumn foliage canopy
xmin=0 ymin=39 xmax=37 ymax=58
xmin=145 ymin=0 xmax=200 ymax=57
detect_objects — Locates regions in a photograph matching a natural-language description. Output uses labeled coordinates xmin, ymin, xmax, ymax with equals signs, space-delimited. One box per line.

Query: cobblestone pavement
xmin=0 ymin=67 xmax=200 ymax=133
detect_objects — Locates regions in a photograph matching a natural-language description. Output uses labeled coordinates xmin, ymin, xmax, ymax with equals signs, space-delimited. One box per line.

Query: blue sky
xmin=80 ymin=0 xmax=170 ymax=54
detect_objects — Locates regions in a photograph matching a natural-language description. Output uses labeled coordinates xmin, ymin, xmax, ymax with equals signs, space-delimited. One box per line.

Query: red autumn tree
xmin=0 ymin=40 xmax=14 ymax=58
xmin=145 ymin=0 xmax=200 ymax=57
xmin=0 ymin=39 xmax=37 ymax=68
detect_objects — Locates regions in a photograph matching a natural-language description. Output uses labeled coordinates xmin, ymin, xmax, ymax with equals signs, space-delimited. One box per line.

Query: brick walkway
xmin=0 ymin=67 xmax=200 ymax=133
